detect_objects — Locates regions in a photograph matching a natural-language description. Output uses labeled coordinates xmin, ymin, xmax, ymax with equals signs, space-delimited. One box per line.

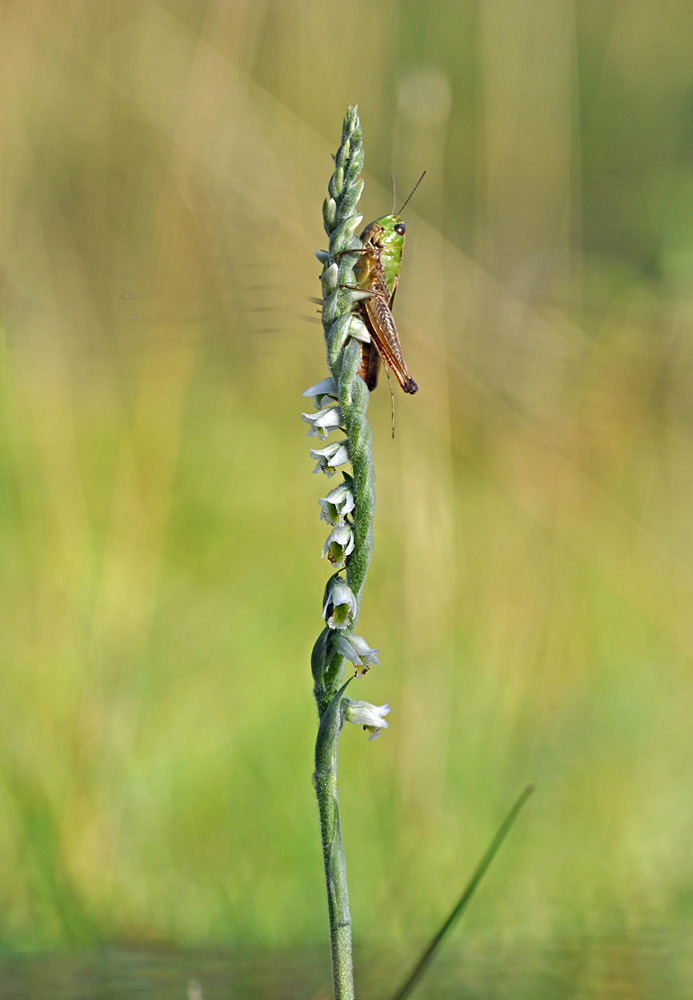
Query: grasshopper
xmin=342 ymin=173 xmax=425 ymax=411
xmin=353 ymin=216 xmax=418 ymax=395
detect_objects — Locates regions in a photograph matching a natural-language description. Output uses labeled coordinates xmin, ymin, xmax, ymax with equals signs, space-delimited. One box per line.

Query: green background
xmin=3 ymin=0 xmax=693 ymax=953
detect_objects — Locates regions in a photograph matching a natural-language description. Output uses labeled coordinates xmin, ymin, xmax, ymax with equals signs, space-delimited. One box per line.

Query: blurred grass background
xmin=3 ymin=0 xmax=693 ymax=955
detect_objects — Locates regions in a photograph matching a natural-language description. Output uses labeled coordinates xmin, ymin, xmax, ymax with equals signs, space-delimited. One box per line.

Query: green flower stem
xmin=311 ymin=105 xmax=372 ymax=1000
xmin=314 ymin=682 xmax=354 ymax=1000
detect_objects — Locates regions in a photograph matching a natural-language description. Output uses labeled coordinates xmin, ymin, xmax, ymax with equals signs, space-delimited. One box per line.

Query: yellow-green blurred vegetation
xmin=3 ymin=0 xmax=693 ymax=953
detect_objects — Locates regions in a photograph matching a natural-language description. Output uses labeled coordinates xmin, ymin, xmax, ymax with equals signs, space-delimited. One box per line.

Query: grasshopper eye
xmin=394 ymin=222 xmax=406 ymax=236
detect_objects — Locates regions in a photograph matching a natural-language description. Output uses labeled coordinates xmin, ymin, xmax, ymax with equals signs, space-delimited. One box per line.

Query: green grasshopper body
xmin=353 ymin=214 xmax=418 ymax=395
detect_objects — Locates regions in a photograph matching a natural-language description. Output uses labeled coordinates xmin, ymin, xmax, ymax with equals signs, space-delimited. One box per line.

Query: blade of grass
xmin=389 ymin=783 xmax=535 ymax=1000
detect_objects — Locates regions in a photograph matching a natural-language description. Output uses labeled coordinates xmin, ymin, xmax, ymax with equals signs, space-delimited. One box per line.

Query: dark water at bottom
xmin=1 ymin=934 xmax=691 ymax=999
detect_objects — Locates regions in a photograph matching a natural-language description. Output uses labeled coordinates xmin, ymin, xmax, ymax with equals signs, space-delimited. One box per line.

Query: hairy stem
xmin=314 ymin=682 xmax=354 ymax=1000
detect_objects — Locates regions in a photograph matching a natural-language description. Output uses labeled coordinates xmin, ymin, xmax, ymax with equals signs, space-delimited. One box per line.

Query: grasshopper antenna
xmin=397 ymin=170 xmax=426 ymax=216
xmin=391 ymin=174 xmax=397 ymax=215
